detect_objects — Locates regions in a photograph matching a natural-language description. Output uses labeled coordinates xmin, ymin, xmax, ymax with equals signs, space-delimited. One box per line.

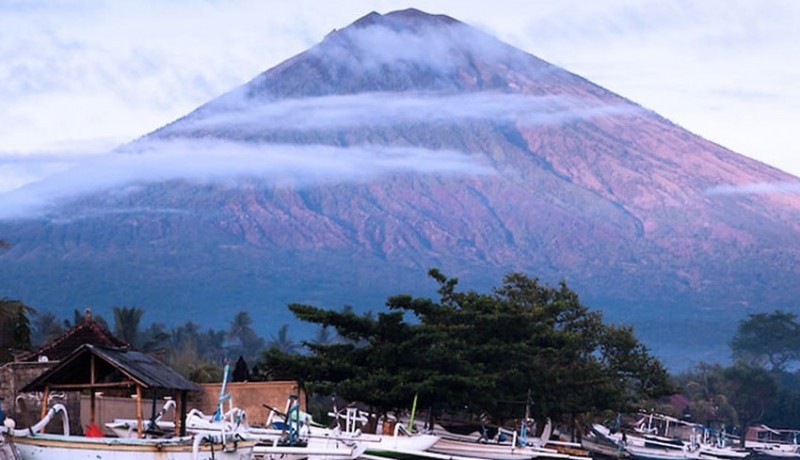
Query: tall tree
xmin=228 ymin=311 xmax=264 ymax=360
xmin=113 ymin=306 xmax=144 ymax=347
xmin=260 ymin=269 xmax=671 ymax=423
xmin=0 ymin=298 xmax=34 ymax=361
xmin=31 ymin=311 xmax=64 ymax=346
xmin=267 ymin=324 xmax=300 ymax=354
xmin=724 ymin=364 xmax=779 ymax=444
xmin=228 ymin=311 xmax=255 ymax=345
xmin=731 ymin=310 xmax=800 ymax=372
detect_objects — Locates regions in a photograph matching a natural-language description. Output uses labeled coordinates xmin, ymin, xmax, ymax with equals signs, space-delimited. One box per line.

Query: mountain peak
xmin=350 ymin=9 xmax=461 ymax=31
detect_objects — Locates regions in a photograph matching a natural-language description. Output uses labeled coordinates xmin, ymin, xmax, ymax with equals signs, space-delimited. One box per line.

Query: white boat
xmin=746 ymin=426 xmax=800 ymax=459
xmin=2 ymin=404 xmax=256 ymax=460
xmin=324 ymin=406 xmax=440 ymax=457
xmin=426 ymin=417 xmax=589 ymax=460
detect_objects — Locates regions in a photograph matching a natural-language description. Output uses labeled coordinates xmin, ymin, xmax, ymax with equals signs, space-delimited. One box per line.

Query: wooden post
xmin=39 ymin=386 xmax=50 ymax=433
xmin=90 ymin=391 xmax=96 ymax=425
xmin=90 ymin=353 xmax=96 ymax=425
xmin=136 ymin=385 xmax=143 ymax=438
xmin=173 ymin=394 xmax=182 ymax=437
xmin=179 ymin=391 xmax=188 ymax=437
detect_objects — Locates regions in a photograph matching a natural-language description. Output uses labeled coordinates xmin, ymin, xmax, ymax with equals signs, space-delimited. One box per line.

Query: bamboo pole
xmin=136 ymin=385 xmax=143 ymax=438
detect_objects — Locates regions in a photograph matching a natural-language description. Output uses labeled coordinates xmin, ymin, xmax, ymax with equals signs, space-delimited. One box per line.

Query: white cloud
xmin=160 ymin=92 xmax=640 ymax=136
xmin=706 ymin=182 xmax=800 ymax=196
xmin=0 ymin=140 xmax=492 ymax=220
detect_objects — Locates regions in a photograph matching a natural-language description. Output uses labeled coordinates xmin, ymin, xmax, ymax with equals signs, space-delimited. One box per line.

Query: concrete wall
xmin=0 ymin=361 xmax=81 ymax=434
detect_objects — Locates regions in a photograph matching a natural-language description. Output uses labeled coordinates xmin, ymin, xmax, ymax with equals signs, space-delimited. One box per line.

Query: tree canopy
xmin=731 ymin=310 xmax=800 ymax=372
xmin=260 ymin=269 xmax=672 ymax=422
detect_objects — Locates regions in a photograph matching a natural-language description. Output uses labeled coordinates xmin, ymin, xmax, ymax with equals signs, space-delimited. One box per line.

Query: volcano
xmin=2 ymin=9 xmax=800 ymax=368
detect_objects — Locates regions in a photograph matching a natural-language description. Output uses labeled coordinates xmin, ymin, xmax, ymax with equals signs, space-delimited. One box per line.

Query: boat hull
xmin=11 ymin=433 xmax=255 ymax=460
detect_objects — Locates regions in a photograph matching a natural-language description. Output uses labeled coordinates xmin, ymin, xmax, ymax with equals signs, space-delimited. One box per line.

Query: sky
xmin=1 ymin=0 xmax=799 ymax=197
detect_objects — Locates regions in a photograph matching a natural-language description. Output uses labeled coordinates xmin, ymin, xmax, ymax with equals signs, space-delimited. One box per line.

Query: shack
xmin=21 ymin=343 xmax=200 ymax=437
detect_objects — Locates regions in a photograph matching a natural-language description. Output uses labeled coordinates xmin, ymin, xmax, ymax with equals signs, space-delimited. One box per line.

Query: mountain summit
xmin=3 ymin=9 xmax=800 ymax=367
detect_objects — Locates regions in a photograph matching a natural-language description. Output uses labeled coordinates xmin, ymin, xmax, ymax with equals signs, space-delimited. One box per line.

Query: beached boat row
xmin=580 ymin=413 xmax=800 ymax=460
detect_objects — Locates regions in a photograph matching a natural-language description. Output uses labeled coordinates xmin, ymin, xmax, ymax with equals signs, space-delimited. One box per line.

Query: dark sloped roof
xmin=21 ymin=344 xmax=200 ymax=393
xmin=16 ymin=315 xmax=128 ymax=362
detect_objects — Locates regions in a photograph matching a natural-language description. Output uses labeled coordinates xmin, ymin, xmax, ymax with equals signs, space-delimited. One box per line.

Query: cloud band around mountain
xmin=0 ymin=141 xmax=492 ymax=221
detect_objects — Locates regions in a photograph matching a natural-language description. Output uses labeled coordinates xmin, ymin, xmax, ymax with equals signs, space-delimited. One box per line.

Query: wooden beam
xmin=43 ymin=382 xmax=136 ymax=390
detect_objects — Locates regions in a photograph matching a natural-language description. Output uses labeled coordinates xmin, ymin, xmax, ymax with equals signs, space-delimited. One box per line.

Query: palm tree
xmin=32 ymin=311 xmax=64 ymax=346
xmin=267 ymin=324 xmax=300 ymax=354
xmin=113 ymin=306 xmax=144 ymax=347
xmin=139 ymin=322 xmax=170 ymax=353
xmin=228 ymin=311 xmax=255 ymax=347
xmin=312 ymin=325 xmax=336 ymax=345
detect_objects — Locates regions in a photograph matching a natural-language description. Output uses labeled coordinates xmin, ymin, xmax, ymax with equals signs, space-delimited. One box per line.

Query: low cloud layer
xmin=0 ymin=140 xmax=492 ymax=220
xmin=163 ymin=92 xmax=638 ymax=136
xmin=706 ymin=182 xmax=800 ymax=196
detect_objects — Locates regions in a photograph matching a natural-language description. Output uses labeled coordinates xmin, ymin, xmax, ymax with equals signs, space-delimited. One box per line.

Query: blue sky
xmin=1 ymin=0 xmax=798 ymax=193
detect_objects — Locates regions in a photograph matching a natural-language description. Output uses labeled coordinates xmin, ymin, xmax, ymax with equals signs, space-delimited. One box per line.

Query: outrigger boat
xmin=1 ymin=344 xmax=256 ymax=460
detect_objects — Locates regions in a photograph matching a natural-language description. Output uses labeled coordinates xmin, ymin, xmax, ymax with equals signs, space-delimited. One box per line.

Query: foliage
xmin=113 ymin=306 xmax=145 ymax=347
xmin=722 ymin=364 xmax=778 ymax=430
xmin=267 ymin=324 xmax=300 ymax=355
xmin=259 ymin=269 xmax=672 ymax=421
xmin=0 ymin=298 xmax=34 ymax=359
xmin=31 ymin=311 xmax=64 ymax=346
xmin=228 ymin=311 xmax=265 ymax=362
xmin=675 ymin=360 xmax=780 ymax=436
xmin=731 ymin=310 xmax=800 ymax=372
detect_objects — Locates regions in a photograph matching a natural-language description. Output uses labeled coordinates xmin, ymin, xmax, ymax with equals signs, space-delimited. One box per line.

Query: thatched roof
xmin=21 ymin=344 xmax=200 ymax=393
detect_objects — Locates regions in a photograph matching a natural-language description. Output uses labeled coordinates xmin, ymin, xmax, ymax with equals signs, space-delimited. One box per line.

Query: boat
xmin=745 ymin=426 xmax=800 ymax=459
xmin=428 ymin=419 xmax=588 ymax=460
xmin=6 ymin=344 xmax=257 ymax=460
xmin=1 ymin=403 xmax=256 ymax=460
xmin=321 ymin=405 xmax=439 ymax=458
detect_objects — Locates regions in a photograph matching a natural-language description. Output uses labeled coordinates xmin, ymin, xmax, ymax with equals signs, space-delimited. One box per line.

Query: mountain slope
xmin=2 ymin=9 xmax=800 ymax=368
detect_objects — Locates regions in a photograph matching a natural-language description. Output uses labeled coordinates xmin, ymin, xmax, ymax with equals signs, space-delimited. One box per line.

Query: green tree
xmin=267 ymin=324 xmax=300 ymax=354
xmin=676 ymin=363 xmax=739 ymax=427
xmin=724 ymin=364 xmax=778 ymax=444
xmin=0 ymin=298 xmax=34 ymax=360
xmin=260 ymin=270 xmax=671 ymax=424
xmin=31 ymin=311 xmax=64 ymax=346
xmin=139 ymin=322 xmax=170 ymax=353
xmin=228 ymin=311 xmax=265 ymax=361
xmin=113 ymin=306 xmax=145 ymax=347
xmin=731 ymin=310 xmax=800 ymax=372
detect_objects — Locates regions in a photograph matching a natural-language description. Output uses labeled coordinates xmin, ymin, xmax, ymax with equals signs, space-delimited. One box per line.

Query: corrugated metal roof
xmin=21 ymin=344 xmax=201 ymax=392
